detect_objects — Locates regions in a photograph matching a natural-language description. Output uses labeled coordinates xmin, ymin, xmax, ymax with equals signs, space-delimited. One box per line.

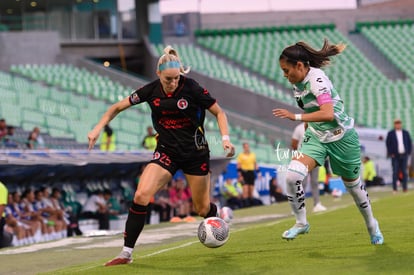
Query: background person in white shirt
xmin=81 ymin=190 xmax=110 ymax=230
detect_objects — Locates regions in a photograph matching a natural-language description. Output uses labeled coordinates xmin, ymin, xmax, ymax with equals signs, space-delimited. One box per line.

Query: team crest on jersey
xmin=153 ymin=151 xmax=161 ymax=160
xmin=177 ymin=98 xmax=188 ymax=110
xmin=130 ymin=92 xmax=140 ymax=104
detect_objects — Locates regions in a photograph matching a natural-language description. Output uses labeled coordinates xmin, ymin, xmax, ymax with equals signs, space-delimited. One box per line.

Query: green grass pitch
xmin=1 ymin=188 xmax=413 ymax=275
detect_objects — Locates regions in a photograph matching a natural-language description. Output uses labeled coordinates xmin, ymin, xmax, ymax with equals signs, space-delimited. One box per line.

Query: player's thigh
xmin=135 ymin=163 xmax=173 ymax=202
xmin=327 ymin=130 xmax=361 ymax=180
xmin=185 ymin=173 xmax=210 ymax=209
xmin=299 ymin=131 xmax=327 ymax=167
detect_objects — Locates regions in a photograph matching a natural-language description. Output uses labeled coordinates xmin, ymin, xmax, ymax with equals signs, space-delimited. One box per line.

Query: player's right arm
xmin=88 ymin=97 xmax=132 ymax=150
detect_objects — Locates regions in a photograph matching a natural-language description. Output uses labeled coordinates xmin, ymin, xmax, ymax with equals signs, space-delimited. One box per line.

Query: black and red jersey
xmin=129 ymin=76 xmax=216 ymax=157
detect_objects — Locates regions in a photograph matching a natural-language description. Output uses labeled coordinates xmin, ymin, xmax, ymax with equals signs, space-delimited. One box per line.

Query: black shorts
xmin=150 ymin=148 xmax=210 ymax=176
xmin=241 ymin=170 xmax=255 ymax=185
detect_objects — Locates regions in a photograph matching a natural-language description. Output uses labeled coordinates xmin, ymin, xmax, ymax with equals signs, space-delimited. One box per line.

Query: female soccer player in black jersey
xmin=88 ymin=45 xmax=235 ymax=266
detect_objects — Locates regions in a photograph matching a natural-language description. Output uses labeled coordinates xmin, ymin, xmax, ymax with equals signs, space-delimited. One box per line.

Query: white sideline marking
xmin=56 ymin=264 xmax=102 ymax=274
xmin=0 ymin=237 xmax=93 ymax=255
xmin=137 ymin=214 xmax=288 ymax=259
xmin=139 ymin=241 xmax=198 ymax=258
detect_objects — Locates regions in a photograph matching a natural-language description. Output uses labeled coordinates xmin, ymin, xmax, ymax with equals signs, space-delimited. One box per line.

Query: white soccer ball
xmin=219 ymin=206 xmax=234 ymax=223
xmin=197 ymin=217 xmax=230 ymax=248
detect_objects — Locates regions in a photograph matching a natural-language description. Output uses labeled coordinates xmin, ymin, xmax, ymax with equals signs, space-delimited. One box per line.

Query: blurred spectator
xmin=0 ymin=181 xmax=13 ymax=248
xmin=5 ymin=193 xmax=32 ymax=246
xmin=100 ymin=124 xmax=116 ymax=151
xmin=50 ymin=188 xmax=82 ymax=237
xmin=318 ymin=163 xmax=331 ymax=195
xmin=362 ymin=156 xmax=377 ymax=187
xmin=269 ymin=177 xmax=288 ymax=203
xmin=80 ymin=190 xmax=110 ymax=230
xmin=386 ymin=118 xmax=412 ymax=193
xmin=142 ymin=126 xmax=157 ymax=151
xmin=169 ymin=178 xmax=195 ymax=222
xmin=98 ymin=15 xmax=110 ymax=38
xmin=3 ymin=126 xmax=18 ymax=148
xmin=104 ymin=189 xmax=121 ymax=219
xmin=55 ymin=188 xmax=82 ymax=237
xmin=0 ymin=118 xmax=7 ymax=140
xmin=20 ymin=188 xmax=53 ymax=241
xmin=151 ymin=184 xmax=172 ymax=222
xmin=174 ymin=17 xmax=186 ymax=36
xmin=37 ymin=187 xmax=67 ymax=239
xmin=10 ymin=191 xmax=42 ymax=243
xmin=237 ymin=142 xmax=258 ymax=207
xmin=26 ymin=127 xmax=46 ymax=149
xmin=221 ymin=178 xmax=244 ymax=209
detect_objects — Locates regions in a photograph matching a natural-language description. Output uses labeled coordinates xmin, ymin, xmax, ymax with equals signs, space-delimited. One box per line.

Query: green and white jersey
xmin=293 ymin=67 xmax=354 ymax=143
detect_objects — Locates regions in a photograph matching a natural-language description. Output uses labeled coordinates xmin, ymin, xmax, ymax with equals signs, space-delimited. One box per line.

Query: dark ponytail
xmin=280 ymin=39 xmax=346 ymax=68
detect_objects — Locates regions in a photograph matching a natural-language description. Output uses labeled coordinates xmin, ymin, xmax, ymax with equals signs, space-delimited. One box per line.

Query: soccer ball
xmin=219 ymin=206 xmax=234 ymax=223
xmin=197 ymin=217 xmax=230 ymax=248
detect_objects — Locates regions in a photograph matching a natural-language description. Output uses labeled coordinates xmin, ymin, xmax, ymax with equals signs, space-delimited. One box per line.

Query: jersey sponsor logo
xmin=316 ymin=77 xmax=323 ymax=83
xmin=161 ymin=110 xmax=179 ymax=115
xmin=194 ymin=127 xmax=207 ymax=150
xmin=159 ymin=117 xmax=192 ymax=129
xmin=130 ymin=92 xmax=140 ymax=104
xmin=177 ymin=98 xmax=188 ymax=110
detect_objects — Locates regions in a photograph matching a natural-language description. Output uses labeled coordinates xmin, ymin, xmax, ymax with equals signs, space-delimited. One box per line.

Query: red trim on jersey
xmin=129 ymin=208 xmax=147 ymax=215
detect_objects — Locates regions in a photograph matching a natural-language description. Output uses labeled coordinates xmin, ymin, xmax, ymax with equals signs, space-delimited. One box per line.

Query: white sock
xmin=344 ymin=177 xmax=376 ymax=234
xmin=123 ymin=246 xmax=133 ymax=255
xmin=34 ymin=231 xmax=41 ymax=243
xmin=12 ymin=235 xmax=19 ymax=246
xmin=286 ymin=160 xmax=308 ymax=226
xmin=22 ymin=238 xmax=28 ymax=246
xmin=28 ymin=236 xmax=35 ymax=244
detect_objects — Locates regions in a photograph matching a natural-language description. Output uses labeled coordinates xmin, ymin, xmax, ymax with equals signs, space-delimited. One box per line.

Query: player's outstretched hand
xmin=87 ymin=129 xmax=100 ymax=151
xmin=272 ymin=108 xmax=294 ymax=120
xmin=223 ymin=141 xmax=235 ymax=158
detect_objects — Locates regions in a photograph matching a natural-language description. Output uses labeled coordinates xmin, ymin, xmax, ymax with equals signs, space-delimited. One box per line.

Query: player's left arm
xmin=88 ymin=97 xmax=131 ymax=150
xmin=208 ymin=102 xmax=235 ymax=157
xmin=303 ymin=76 xmax=335 ymax=122
xmin=273 ymin=76 xmax=334 ymax=122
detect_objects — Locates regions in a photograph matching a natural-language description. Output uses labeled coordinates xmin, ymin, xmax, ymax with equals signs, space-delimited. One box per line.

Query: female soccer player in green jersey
xmin=273 ymin=39 xmax=383 ymax=245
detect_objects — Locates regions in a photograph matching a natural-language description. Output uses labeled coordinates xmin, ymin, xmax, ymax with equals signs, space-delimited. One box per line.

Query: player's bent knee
xmin=133 ymin=191 xmax=152 ymax=206
xmin=285 ymin=160 xmax=308 ymax=185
